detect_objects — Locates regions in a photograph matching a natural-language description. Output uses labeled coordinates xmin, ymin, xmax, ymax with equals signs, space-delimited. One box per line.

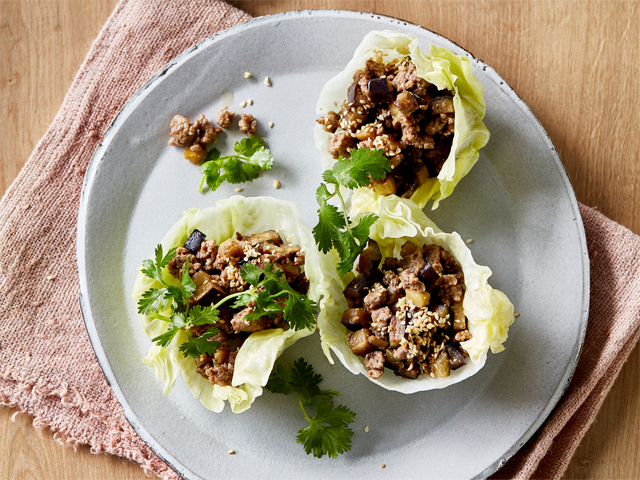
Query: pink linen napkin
xmin=0 ymin=1 xmax=638 ymax=479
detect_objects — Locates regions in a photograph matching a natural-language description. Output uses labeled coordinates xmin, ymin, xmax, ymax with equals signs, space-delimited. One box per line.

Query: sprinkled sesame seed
xmin=269 ymin=121 xmax=274 ymax=128
xmin=365 ymin=426 xmax=370 ymax=433
xmin=46 ymin=275 xmax=56 ymax=281
xmin=235 ymin=187 xmax=243 ymax=192
xmin=287 ymin=235 xmax=294 ymax=242
xmin=239 ymin=101 xmax=247 ymax=108
xmin=247 ymin=98 xmax=253 ymax=105
xmin=514 ymin=312 xmax=520 ymax=317
xmin=244 ymin=72 xmax=252 ymax=78
xmin=466 ymin=238 xmax=473 ymax=244
xmin=333 ymin=101 xmax=338 ymax=106
xmin=264 ymin=76 xmax=271 ymax=86
xmin=273 ymin=179 xmax=281 ymax=189
xmin=121 ymin=23 xmax=126 ymax=28
xmin=228 ymin=449 xmax=236 ymax=454
xmin=381 ymin=464 xmax=386 ymax=469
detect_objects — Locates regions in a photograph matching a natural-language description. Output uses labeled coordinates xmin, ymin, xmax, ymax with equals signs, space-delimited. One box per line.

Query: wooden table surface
xmin=1 ymin=1 xmax=638 ymax=478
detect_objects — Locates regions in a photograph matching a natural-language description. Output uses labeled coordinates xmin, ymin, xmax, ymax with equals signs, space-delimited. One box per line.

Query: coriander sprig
xmin=138 ymin=246 xmax=318 ymax=358
xmin=267 ymin=358 xmax=356 ymax=459
xmin=312 ymin=148 xmax=391 ymax=276
xmin=198 ymin=136 xmax=274 ymax=192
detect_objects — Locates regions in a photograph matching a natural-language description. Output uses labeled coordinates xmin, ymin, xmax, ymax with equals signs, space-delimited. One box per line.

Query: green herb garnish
xmin=198 ymin=137 xmax=274 ymax=192
xmin=312 ymin=148 xmax=391 ymax=275
xmin=138 ymin=246 xmax=317 ymax=358
xmin=267 ymin=358 xmax=356 ymax=459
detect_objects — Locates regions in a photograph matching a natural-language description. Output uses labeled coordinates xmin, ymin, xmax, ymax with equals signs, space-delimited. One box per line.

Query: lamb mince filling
xmin=317 ymin=56 xmax=455 ymax=199
xmin=342 ymin=239 xmax=471 ymax=380
xmin=168 ymin=229 xmax=309 ymax=387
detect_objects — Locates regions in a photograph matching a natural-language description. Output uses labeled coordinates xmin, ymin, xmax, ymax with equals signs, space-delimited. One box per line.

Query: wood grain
xmin=1 ymin=1 xmax=638 ymax=479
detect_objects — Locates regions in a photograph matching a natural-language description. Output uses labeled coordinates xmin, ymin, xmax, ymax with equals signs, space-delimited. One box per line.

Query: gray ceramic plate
xmin=77 ymin=10 xmax=589 ymax=480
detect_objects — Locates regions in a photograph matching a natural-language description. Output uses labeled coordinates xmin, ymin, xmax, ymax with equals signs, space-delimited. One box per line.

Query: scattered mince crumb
xmin=239 ymin=101 xmax=247 ymax=108
xmin=217 ymin=107 xmax=235 ymax=128
xmin=268 ymin=121 xmax=274 ymax=128
xmin=514 ymin=312 xmax=521 ymax=317
xmin=381 ymin=464 xmax=386 ymax=469
xmin=365 ymin=426 xmax=370 ymax=433
xmin=466 ymin=238 xmax=473 ymax=244
xmin=228 ymin=449 xmax=236 ymax=455
xmin=273 ymin=179 xmax=281 ymax=189
xmin=264 ymin=76 xmax=271 ymax=86
xmin=244 ymin=71 xmax=252 ymax=78
xmin=169 ymin=114 xmax=220 ymax=164
xmin=235 ymin=187 xmax=243 ymax=192
xmin=239 ymin=114 xmax=257 ymax=136
xmin=248 ymin=99 xmax=253 ymax=105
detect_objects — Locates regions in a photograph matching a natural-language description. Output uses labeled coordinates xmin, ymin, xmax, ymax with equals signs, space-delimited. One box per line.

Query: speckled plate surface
xmin=77 ymin=10 xmax=589 ymax=480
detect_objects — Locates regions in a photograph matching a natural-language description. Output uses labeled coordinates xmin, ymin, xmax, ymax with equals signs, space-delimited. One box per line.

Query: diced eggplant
xmin=432 ymin=303 xmax=450 ymax=320
xmin=432 ymin=351 xmax=450 ymax=378
xmin=190 ymin=270 xmax=216 ymax=304
xmin=244 ymin=230 xmax=282 ymax=245
xmin=394 ymin=91 xmax=419 ymax=115
xmin=184 ymin=229 xmax=207 ymax=255
xmin=430 ymin=96 xmax=455 ymax=114
xmin=370 ymin=174 xmax=397 ymax=196
xmin=368 ymin=335 xmax=389 ymax=350
xmin=348 ymin=329 xmax=376 ymax=357
xmin=343 ymin=276 xmax=370 ymax=308
xmin=384 ymin=349 xmax=404 ymax=371
xmin=368 ymin=77 xmax=392 ymax=103
xmin=357 ymin=239 xmax=382 ymax=276
xmin=446 ymin=345 xmax=467 ymax=370
xmin=388 ymin=314 xmax=406 ymax=348
xmin=400 ymin=241 xmax=417 ymax=257
xmin=395 ymin=366 xmax=419 ymax=379
xmin=418 ymin=261 xmax=440 ymax=291
xmin=451 ymin=301 xmax=466 ymax=330
xmin=405 ymin=289 xmax=431 ymax=308
xmin=347 ymin=83 xmax=358 ymax=105
xmin=341 ymin=308 xmax=371 ymax=331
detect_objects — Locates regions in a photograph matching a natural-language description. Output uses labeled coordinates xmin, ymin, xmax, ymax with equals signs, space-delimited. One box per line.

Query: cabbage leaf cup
xmin=132 ymin=196 xmax=342 ymax=413
xmin=317 ymin=195 xmax=515 ymax=393
xmin=315 ymin=30 xmax=490 ymax=211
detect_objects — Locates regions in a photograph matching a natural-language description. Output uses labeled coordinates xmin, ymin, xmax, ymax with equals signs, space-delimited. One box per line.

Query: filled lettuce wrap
xmin=317 ymin=195 xmax=514 ymax=393
xmin=132 ymin=196 xmax=341 ymax=413
xmin=315 ymin=30 xmax=490 ymax=210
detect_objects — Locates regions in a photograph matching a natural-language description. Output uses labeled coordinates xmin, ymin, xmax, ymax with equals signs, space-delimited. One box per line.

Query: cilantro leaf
xmin=283 ymin=292 xmax=318 ymax=332
xmin=141 ymin=245 xmax=176 ymax=283
xmin=188 ymin=305 xmax=219 ymax=326
xmin=179 ymin=326 xmax=220 ymax=358
xmin=266 ymin=358 xmax=355 ymax=459
xmin=137 ymin=287 xmax=170 ymax=315
xmin=328 ymin=148 xmax=390 ymax=188
xmin=234 ymin=136 xmax=266 ymax=157
xmin=248 ymin=147 xmax=274 ymax=170
xmin=313 ymin=148 xmax=388 ymax=276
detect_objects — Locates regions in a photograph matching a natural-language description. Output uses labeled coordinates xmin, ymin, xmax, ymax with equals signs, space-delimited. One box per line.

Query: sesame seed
xmin=235 ymin=187 xmax=243 ymax=192
xmin=121 ymin=23 xmax=126 ymax=28
xmin=244 ymin=72 xmax=252 ymax=78
xmin=365 ymin=426 xmax=370 ymax=433
xmin=247 ymin=99 xmax=253 ymax=105
xmin=381 ymin=464 xmax=386 ymax=469
xmin=514 ymin=312 xmax=520 ymax=317
xmin=46 ymin=275 xmax=56 ymax=281
xmin=239 ymin=101 xmax=247 ymax=108
xmin=273 ymin=179 xmax=281 ymax=189
xmin=333 ymin=101 xmax=338 ymax=106
xmin=269 ymin=121 xmax=274 ymax=128
xmin=228 ymin=449 xmax=236 ymax=454
xmin=466 ymin=238 xmax=473 ymax=244
xmin=287 ymin=235 xmax=294 ymax=242
xmin=264 ymin=76 xmax=271 ymax=86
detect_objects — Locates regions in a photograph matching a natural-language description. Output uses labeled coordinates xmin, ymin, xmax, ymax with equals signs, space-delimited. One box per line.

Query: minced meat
xmin=318 ymin=57 xmax=456 ymax=198
xmin=170 ymin=229 xmax=309 ymax=387
xmin=341 ymin=239 xmax=471 ymax=380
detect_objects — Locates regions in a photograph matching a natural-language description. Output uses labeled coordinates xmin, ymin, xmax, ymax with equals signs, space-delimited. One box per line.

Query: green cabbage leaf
xmin=132 ymin=196 xmax=341 ymax=413
xmin=317 ymin=197 xmax=514 ymax=393
xmin=315 ymin=30 xmax=490 ymax=210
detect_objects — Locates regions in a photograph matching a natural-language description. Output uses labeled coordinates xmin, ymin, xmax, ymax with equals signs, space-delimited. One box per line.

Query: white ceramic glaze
xmin=77 ymin=11 xmax=588 ymax=480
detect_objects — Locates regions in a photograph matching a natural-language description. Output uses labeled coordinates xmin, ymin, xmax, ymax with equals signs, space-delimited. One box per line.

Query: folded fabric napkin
xmin=0 ymin=1 xmax=638 ymax=479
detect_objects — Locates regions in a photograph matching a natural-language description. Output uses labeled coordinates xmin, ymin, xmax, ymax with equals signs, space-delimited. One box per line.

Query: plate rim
xmin=76 ymin=9 xmax=590 ymax=480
